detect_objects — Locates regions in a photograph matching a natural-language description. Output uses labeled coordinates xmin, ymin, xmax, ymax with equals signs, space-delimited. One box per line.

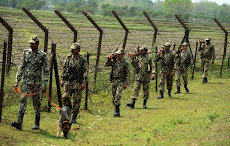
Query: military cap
xmin=115 ymin=48 xmax=125 ymax=54
xmin=164 ymin=42 xmax=171 ymax=47
xmin=139 ymin=45 xmax=148 ymax=51
xmin=28 ymin=35 xmax=39 ymax=43
xmin=70 ymin=42 xmax=81 ymax=50
xmin=182 ymin=42 xmax=188 ymax=46
xmin=205 ymin=36 xmax=211 ymax=41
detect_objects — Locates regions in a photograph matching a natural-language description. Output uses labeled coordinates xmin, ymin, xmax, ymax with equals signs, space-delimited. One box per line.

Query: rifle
xmin=192 ymin=42 xmax=198 ymax=79
xmin=155 ymin=46 xmax=158 ymax=92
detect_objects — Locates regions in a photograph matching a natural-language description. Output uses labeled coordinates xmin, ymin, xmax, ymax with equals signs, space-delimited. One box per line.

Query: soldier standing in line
xmin=60 ymin=42 xmax=88 ymax=123
xmin=156 ymin=42 xmax=175 ymax=99
xmin=12 ymin=35 xmax=49 ymax=130
xmin=174 ymin=42 xmax=194 ymax=94
xmin=105 ymin=48 xmax=130 ymax=117
xmin=198 ymin=36 xmax=215 ymax=84
xmin=127 ymin=45 xmax=155 ymax=109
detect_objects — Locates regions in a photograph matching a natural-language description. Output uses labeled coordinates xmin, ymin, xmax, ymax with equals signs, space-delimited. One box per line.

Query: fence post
xmin=48 ymin=44 xmax=55 ymax=112
xmin=0 ymin=42 xmax=7 ymax=122
xmin=85 ymin=53 xmax=89 ymax=110
xmin=0 ymin=17 xmax=13 ymax=73
xmin=213 ymin=18 xmax=228 ymax=77
xmin=192 ymin=42 xmax=198 ymax=79
xmin=112 ymin=10 xmax=130 ymax=49
xmin=54 ymin=10 xmax=78 ymax=42
xmin=22 ymin=8 xmax=49 ymax=52
xmin=82 ymin=11 xmax=103 ymax=84
xmin=143 ymin=11 xmax=158 ymax=92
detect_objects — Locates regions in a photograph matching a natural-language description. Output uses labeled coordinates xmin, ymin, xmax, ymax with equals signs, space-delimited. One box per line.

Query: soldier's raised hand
xmin=123 ymin=83 xmax=128 ymax=89
xmin=81 ymin=84 xmax=86 ymax=90
xmin=14 ymin=83 xmax=18 ymax=89
xmin=60 ymin=80 xmax=64 ymax=87
xmin=190 ymin=69 xmax=194 ymax=74
xmin=171 ymin=71 xmax=175 ymax=76
xmin=151 ymin=74 xmax=155 ymax=80
xmin=41 ymin=87 xmax=46 ymax=93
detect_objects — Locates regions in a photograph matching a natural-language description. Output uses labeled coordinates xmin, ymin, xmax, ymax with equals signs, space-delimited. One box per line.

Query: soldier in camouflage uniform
xmin=127 ymin=45 xmax=155 ymax=109
xmin=12 ymin=35 xmax=49 ymax=130
xmin=156 ymin=42 xmax=175 ymax=99
xmin=105 ymin=48 xmax=130 ymax=117
xmin=174 ymin=42 xmax=194 ymax=94
xmin=198 ymin=36 xmax=215 ymax=84
xmin=60 ymin=42 xmax=88 ymax=123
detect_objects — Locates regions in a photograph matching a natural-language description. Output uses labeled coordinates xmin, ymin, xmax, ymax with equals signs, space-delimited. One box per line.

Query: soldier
xmin=156 ymin=42 xmax=175 ymax=99
xmin=105 ymin=48 xmax=130 ymax=117
xmin=198 ymin=36 xmax=215 ymax=84
xmin=12 ymin=35 xmax=49 ymax=130
xmin=127 ymin=45 xmax=155 ymax=109
xmin=174 ymin=42 xmax=194 ymax=94
xmin=60 ymin=42 xmax=88 ymax=123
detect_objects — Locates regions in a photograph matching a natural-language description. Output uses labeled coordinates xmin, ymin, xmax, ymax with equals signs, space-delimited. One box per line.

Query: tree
xmin=0 ymin=0 xmax=8 ymax=6
xmin=163 ymin=0 xmax=193 ymax=17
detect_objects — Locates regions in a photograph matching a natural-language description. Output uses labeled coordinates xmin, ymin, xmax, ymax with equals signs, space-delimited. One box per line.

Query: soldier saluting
xmin=105 ymin=48 xmax=130 ymax=117
xmin=174 ymin=42 xmax=194 ymax=94
xmin=12 ymin=35 xmax=49 ymax=130
xmin=60 ymin=42 xmax=88 ymax=123
xmin=198 ymin=36 xmax=215 ymax=84
xmin=127 ymin=45 xmax=156 ymax=109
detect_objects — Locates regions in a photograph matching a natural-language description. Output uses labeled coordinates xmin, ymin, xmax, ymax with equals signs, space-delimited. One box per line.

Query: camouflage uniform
xmin=157 ymin=49 xmax=174 ymax=92
xmin=131 ymin=54 xmax=155 ymax=100
xmin=174 ymin=49 xmax=193 ymax=87
xmin=105 ymin=56 xmax=130 ymax=106
xmin=61 ymin=54 xmax=88 ymax=116
xmin=198 ymin=37 xmax=215 ymax=80
xmin=15 ymin=48 xmax=49 ymax=126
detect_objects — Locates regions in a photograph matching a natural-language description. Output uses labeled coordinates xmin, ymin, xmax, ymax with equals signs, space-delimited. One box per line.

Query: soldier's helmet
xmin=182 ymin=42 xmax=188 ymax=46
xmin=28 ymin=35 xmax=39 ymax=44
xmin=139 ymin=45 xmax=148 ymax=51
xmin=205 ymin=36 xmax=211 ymax=41
xmin=164 ymin=42 xmax=171 ymax=47
xmin=115 ymin=48 xmax=125 ymax=55
xmin=70 ymin=42 xmax=81 ymax=50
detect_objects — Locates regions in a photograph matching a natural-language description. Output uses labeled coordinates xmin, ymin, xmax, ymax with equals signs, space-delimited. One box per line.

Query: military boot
xmin=12 ymin=112 xmax=24 ymax=130
xmin=202 ymin=78 xmax=208 ymax=84
xmin=174 ymin=86 xmax=181 ymax=94
xmin=143 ymin=99 xmax=147 ymax=109
xmin=72 ymin=114 xmax=77 ymax=123
xmin=114 ymin=105 xmax=120 ymax=117
xmin=205 ymin=78 xmax=208 ymax=83
xmin=157 ymin=91 xmax=164 ymax=99
xmin=32 ymin=114 xmax=40 ymax=130
xmin=184 ymin=86 xmax=189 ymax=93
xmin=127 ymin=98 xmax=136 ymax=108
xmin=168 ymin=90 xmax=172 ymax=98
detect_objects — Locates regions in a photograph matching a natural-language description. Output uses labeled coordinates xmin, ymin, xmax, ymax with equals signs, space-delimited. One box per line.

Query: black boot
xmin=32 ymin=114 xmax=40 ymax=130
xmin=127 ymin=98 xmax=136 ymax=108
xmin=12 ymin=112 xmax=24 ymax=130
xmin=202 ymin=78 xmax=207 ymax=84
xmin=168 ymin=90 xmax=172 ymax=98
xmin=205 ymin=78 xmax=208 ymax=83
xmin=157 ymin=91 xmax=164 ymax=99
xmin=184 ymin=86 xmax=189 ymax=93
xmin=114 ymin=105 xmax=120 ymax=117
xmin=72 ymin=114 xmax=77 ymax=123
xmin=143 ymin=99 xmax=147 ymax=109
xmin=174 ymin=86 xmax=181 ymax=94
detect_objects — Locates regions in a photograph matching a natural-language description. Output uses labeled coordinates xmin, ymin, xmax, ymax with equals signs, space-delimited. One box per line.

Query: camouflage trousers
xmin=201 ymin=59 xmax=211 ymax=78
xmin=112 ymin=80 xmax=125 ymax=106
xmin=63 ymin=81 xmax=82 ymax=115
xmin=159 ymin=71 xmax=173 ymax=92
xmin=132 ymin=81 xmax=149 ymax=100
xmin=175 ymin=69 xmax=188 ymax=87
xmin=18 ymin=83 xmax=41 ymax=124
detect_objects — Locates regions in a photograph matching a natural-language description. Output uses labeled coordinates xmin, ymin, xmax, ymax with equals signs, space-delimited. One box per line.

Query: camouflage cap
xmin=70 ymin=42 xmax=80 ymax=50
xmin=115 ymin=48 xmax=125 ymax=54
xmin=182 ymin=42 xmax=188 ymax=46
xmin=28 ymin=35 xmax=39 ymax=43
xmin=139 ymin=45 xmax=148 ymax=51
xmin=164 ymin=42 xmax=171 ymax=47
xmin=205 ymin=36 xmax=211 ymax=41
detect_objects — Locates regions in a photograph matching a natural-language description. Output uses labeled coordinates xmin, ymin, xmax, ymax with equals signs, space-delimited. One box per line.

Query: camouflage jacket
xmin=131 ymin=55 xmax=155 ymax=82
xmin=61 ymin=54 xmax=88 ymax=84
xmin=198 ymin=43 xmax=215 ymax=60
xmin=174 ymin=50 xmax=194 ymax=70
xmin=105 ymin=58 xmax=130 ymax=84
xmin=15 ymin=48 xmax=49 ymax=86
xmin=156 ymin=50 xmax=175 ymax=73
